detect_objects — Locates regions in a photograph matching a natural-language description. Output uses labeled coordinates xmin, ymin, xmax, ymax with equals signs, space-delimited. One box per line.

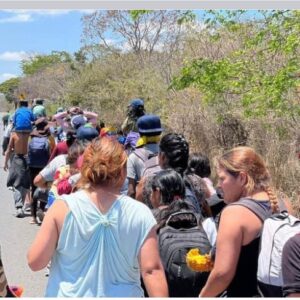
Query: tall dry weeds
xmin=164 ymin=90 xmax=300 ymax=214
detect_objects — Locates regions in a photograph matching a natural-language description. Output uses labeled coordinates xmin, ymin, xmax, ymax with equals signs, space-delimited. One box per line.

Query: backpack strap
xmin=229 ymin=198 xmax=272 ymax=222
xmin=133 ymin=147 xmax=151 ymax=162
xmin=277 ymin=194 xmax=288 ymax=213
xmin=142 ymin=154 xmax=160 ymax=177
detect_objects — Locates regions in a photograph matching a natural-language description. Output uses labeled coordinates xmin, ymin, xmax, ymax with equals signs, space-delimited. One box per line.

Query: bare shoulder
xmin=221 ymin=204 xmax=261 ymax=226
xmin=10 ymin=132 xmax=17 ymax=141
xmin=46 ymin=199 xmax=69 ymax=233
xmin=48 ymin=199 xmax=69 ymax=216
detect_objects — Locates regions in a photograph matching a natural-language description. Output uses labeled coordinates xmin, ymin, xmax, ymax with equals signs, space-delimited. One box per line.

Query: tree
xmin=0 ymin=77 xmax=20 ymax=105
xmin=17 ymin=62 xmax=74 ymax=101
xmin=171 ymin=10 xmax=300 ymax=120
xmin=63 ymin=52 xmax=169 ymax=123
xmin=21 ymin=51 xmax=73 ymax=76
xmin=81 ymin=10 xmax=187 ymax=57
xmin=0 ymin=77 xmax=20 ymax=95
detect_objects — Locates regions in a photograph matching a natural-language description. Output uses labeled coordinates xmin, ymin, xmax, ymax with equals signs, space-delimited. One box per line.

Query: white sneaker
xmin=23 ymin=203 xmax=31 ymax=212
xmin=15 ymin=208 xmax=24 ymax=218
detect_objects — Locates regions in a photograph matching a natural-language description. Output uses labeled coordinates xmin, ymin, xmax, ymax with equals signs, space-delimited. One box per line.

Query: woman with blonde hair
xmin=199 ymin=146 xmax=291 ymax=297
xmin=27 ymin=137 xmax=168 ymax=297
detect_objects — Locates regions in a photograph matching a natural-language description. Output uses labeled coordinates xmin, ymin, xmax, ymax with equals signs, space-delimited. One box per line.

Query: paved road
xmin=0 ymin=127 xmax=47 ymax=297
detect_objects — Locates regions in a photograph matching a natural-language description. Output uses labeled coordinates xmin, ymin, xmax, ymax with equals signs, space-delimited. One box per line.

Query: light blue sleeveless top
xmin=45 ymin=190 xmax=156 ymax=297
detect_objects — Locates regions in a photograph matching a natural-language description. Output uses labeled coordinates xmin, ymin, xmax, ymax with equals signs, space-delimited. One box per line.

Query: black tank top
xmin=226 ymin=198 xmax=272 ymax=297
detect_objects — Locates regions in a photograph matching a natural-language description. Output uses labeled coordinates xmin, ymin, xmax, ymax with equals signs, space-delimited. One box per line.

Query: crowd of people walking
xmin=0 ymin=97 xmax=299 ymax=297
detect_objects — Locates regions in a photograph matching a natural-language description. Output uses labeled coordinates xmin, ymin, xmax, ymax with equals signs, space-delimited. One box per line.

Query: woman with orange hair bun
xmin=199 ymin=146 xmax=292 ymax=297
xmin=27 ymin=137 xmax=168 ymax=297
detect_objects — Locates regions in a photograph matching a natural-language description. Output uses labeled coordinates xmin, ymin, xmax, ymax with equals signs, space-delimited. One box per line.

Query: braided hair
xmin=159 ymin=133 xmax=189 ymax=176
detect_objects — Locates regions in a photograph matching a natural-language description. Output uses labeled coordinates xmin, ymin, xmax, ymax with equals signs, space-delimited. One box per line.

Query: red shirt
xmin=49 ymin=141 xmax=68 ymax=162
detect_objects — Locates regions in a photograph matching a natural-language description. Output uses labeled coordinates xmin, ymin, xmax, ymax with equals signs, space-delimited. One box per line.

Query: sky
xmin=0 ymin=9 xmax=91 ymax=83
xmin=0 ymin=9 xmax=260 ymax=84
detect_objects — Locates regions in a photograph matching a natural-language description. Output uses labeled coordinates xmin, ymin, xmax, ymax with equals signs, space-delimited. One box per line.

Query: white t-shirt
xmin=202 ymin=217 xmax=217 ymax=246
xmin=40 ymin=154 xmax=67 ymax=182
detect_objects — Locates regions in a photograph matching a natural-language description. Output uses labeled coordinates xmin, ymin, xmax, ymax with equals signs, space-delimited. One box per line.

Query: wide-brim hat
xmin=137 ymin=114 xmax=163 ymax=136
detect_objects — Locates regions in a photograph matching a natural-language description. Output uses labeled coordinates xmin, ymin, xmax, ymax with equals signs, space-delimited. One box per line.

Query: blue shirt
xmin=13 ymin=107 xmax=35 ymax=131
xmin=45 ymin=190 xmax=156 ymax=297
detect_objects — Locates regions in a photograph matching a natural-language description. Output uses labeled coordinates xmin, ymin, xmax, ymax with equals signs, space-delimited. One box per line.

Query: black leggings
xmin=29 ymin=167 xmax=44 ymax=219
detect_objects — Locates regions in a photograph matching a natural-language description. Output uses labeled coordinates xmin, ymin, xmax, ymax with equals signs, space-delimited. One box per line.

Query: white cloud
xmin=0 ymin=9 xmax=96 ymax=23
xmin=0 ymin=51 xmax=29 ymax=61
xmin=2 ymin=9 xmax=96 ymax=16
xmin=2 ymin=9 xmax=69 ymax=15
xmin=0 ymin=13 xmax=32 ymax=23
xmin=0 ymin=73 xmax=18 ymax=83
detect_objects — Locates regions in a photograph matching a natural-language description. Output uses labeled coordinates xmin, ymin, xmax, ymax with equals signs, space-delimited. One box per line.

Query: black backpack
xmin=158 ymin=211 xmax=212 ymax=297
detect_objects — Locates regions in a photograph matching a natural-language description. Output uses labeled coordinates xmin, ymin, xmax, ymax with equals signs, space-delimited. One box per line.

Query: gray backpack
xmin=133 ymin=148 xmax=161 ymax=178
xmin=158 ymin=211 xmax=212 ymax=297
xmin=257 ymin=212 xmax=300 ymax=297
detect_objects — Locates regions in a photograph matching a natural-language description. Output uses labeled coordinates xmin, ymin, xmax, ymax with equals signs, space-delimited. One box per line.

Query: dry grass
xmin=164 ymin=91 xmax=300 ymax=214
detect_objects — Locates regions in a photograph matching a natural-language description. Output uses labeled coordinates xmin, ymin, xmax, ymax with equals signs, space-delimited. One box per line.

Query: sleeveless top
xmin=45 ymin=190 xmax=156 ymax=297
xmin=225 ymin=198 xmax=273 ymax=297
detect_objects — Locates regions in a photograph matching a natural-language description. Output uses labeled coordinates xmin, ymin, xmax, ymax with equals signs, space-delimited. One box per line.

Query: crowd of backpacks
xmin=1 ymin=97 xmax=300 ymax=297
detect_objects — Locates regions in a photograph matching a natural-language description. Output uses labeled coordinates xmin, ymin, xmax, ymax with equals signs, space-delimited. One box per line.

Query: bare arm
xmin=127 ymin=178 xmax=136 ymax=199
xmin=139 ymin=227 xmax=168 ymax=297
xmin=135 ymin=177 xmax=146 ymax=202
xmin=199 ymin=206 xmax=243 ymax=297
xmin=83 ymin=111 xmax=98 ymax=119
xmin=53 ymin=111 xmax=67 ymax=122
xmin=287 ymin=293 xmax=300 ymax=297
xmin=4 ymin=135 xmax=14 ymax=171
xmin=33 ymin=173 xmax=48 ymax=189
xmin=27 ymin=200 xmax=68 ymax=271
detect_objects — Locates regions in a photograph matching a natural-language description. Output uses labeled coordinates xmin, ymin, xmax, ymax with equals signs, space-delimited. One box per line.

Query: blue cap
xmin=137 ymin=114 xmax=163 ymax=136
xmin=71 ymin=115 xmax=87 ymax=130
xmin=130 ymin=98 xmax=144 ymax=107
xmin=118 ymin=136 xmax=126 ymax=145
xmin=76 ymin=125 xmax=99 ymax=141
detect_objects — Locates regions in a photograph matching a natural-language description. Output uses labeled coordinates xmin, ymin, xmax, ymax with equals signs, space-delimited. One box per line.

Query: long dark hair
xmin=66 ymin=140 xmax=86 ymax=166
xmin=186 ymin=153 xmax=211 ymax=178
xmin=156 ymin=200 xmax=198 ymax=231
xmin=151 ymin=169 xmax=185 ymax=206
xmin=184 ymin=174 xmax=212 ymax=218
